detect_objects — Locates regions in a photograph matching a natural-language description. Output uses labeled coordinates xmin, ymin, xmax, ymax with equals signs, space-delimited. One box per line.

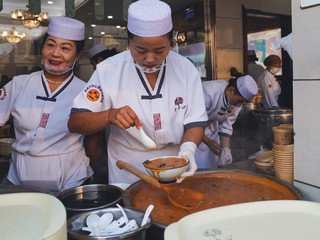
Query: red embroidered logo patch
xmin=39 ymin=113 xmax=50 ymax=128
xmin=174 ymin=96 xmax=186 ymax=112
xmin=268 ymin=84 xmax=272 ymax=88
xmin=153 ymin=113 xmax=161 ymax=130
xmin=0 ymin=87 xmax=7 ymax=101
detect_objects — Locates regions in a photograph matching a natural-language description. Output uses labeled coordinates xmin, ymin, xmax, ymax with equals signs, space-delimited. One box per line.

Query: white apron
xmin=72 ymin=50 xmax=208 ymax=184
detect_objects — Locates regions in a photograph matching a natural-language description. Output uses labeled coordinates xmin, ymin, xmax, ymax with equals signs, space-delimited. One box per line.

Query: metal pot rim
xmin=58 ymin=184 xmax=123 ymax=212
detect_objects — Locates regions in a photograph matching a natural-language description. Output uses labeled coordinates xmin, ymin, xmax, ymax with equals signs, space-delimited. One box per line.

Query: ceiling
xmin=0 ymin=0 xmax=87 ymax=40
xmin=0 ymin=0 xmax=203 ymax=41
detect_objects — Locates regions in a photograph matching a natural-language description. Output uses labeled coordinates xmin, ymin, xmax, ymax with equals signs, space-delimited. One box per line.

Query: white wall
xmin=215 ymin=0 xmax=291 ymax=79
xmin=291 ymin=0 xmax=320 ymax=201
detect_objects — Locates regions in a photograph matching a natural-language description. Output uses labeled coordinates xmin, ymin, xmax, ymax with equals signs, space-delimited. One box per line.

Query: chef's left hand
xmin=218 ymin=147 xmax=233 ymax=167
xmin=177 ymin=142 xmax=197 ymax=183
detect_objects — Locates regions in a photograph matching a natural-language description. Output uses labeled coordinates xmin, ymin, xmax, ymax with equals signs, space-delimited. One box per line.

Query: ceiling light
xmin=48 ymin=1 xmax=53 ymax=4
xmin=91 ymin=24 xmax=96 ymax=27
xmin=107 ymin=15 xmax=113 ymax=19
xmin=116 ymin=25 xmax=121 ymax=28
xmin=88 ymin=37 xmax=93 ymax=40
xmin=11 ymin=5 xmax=48 ymax=29
xmin=1 ymin=25 xmax=26 ymax=43
xmin=101 ymin=32 xmax=105 ymax=35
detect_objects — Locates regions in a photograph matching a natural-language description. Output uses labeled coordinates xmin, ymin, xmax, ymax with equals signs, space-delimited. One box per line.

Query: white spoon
xmin=102 ymin=216 xmax=126 ymax=233
xmin=141 ymin=204 xmax=154 ymax=227
xmin=116 ymin=204 xmax=129 ymax=224
xmin=86 ymin=214 xmax=100 ymax=228
xmin=138 ymin=127 xmax=156 ymax=150
xmin=99 ymin=212 xmax=113 ymax=230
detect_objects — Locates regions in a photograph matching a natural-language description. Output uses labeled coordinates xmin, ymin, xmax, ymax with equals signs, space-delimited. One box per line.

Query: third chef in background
xmin=195 ymin=75 xmax=258 ymax=169
xmin=257 ymin=54 xmax=282 ymax=108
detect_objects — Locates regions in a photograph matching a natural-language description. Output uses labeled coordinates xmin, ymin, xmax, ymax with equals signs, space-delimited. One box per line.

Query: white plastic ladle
xmin=99 ymin=213 xmax=113 ymax=229
xmin=138 ymin=127 xmax=156 ymax=150
xmin=141 ymin=204 xmax=154 ymax=227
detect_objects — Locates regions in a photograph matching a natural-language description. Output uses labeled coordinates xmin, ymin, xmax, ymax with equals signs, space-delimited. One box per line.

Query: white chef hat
xmin=237 ymin=75 xmax=258 ymax=101
xmin=47 ymin=17 xmax=85 ymax=41
xmin=88 ymin=44 xmax=108 ymax=59
xmin=127 ymin=0 xmax=173 ymax=37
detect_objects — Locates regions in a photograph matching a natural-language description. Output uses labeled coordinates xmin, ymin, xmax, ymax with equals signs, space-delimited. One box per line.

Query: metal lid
xmin=253 ymin=107 xmax=293 ymax=114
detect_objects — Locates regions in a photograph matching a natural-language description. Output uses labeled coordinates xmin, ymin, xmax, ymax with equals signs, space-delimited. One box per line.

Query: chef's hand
xmin=108 ymin=106 xmax=142 ymax=130
xmin=203 ymin=136 xmax=222 ymax=156
xmin=177 ymin=142 xmax=197 ymax=183
xmin=218 ymin=147 xmax=233 ymax=167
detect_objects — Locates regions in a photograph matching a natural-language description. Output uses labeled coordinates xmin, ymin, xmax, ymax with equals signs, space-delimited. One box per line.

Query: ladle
xmin=138 ymin=127 xmax=156 ymax=150
xmin=116 ymin=160 xmax=207 ymax=210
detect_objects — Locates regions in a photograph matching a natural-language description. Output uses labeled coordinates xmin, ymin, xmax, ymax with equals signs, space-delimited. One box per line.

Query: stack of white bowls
xmin=0 ymin=192 xmax=67 ymax=240
xmin=272 ymin=124 xmax=294 ymax=184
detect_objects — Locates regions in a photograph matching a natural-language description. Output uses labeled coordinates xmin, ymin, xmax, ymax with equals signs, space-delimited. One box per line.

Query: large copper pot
xmin=123 ymin=169 xmax=304 ymax=229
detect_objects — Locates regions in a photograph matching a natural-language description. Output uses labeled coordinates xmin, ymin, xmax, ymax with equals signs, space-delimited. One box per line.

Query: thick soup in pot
xmin=129 ymin=172 xmax=298 ymax=226
xmin=143 ymin=157 xmax=188 ymax=169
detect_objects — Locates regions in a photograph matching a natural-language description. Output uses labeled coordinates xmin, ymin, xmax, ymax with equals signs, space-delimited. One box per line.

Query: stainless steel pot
xmin=252 ymin=107 xmax=293 ymax=128
xmin=67 ymin=207 xmax=152 ymax=240
xmin=251 ymin=107 xmax=293 ymax=148
xmin=58 ymin=184 xmax=123 ymax=218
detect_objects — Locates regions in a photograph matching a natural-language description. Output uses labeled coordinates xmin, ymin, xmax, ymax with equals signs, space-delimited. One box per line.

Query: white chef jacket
xmin=195 ymin=80 xmax=241 ymax=169
xmin=72 ymin=50 xmax=208 ymax=184
xmin=257 ymin=69 xmax=281 ymax=108
xmin=0 ymin=71 xmax=93 ymax=193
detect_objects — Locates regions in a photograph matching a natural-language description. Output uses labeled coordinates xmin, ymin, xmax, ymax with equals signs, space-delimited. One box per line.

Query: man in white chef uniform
xmin=0 ymin=17 xmax=93 ymax=193
xmin=68 ymin=0 xmax=208 ymax=184
xmin=195 ymin=76 xmax=258 ymax=169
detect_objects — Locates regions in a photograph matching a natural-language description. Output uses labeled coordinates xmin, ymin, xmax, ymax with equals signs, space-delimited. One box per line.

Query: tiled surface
xmin=216 ymin=48 xmax=243 ymax=79
xmin=216 ymin=18 xmax=243 ymax=49
xmin=216 ymin=0 xmax=242 ymax=18
xmin=293 ymin=81 xmax=320 ymax=186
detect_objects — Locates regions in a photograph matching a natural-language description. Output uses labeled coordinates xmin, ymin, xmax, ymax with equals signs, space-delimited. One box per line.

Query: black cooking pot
xmin=58 ymin=184 xmax=123 ymax=218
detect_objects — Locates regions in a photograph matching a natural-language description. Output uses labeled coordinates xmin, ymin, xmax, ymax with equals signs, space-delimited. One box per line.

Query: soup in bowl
xmin=143 ymin=156 xmax=189 ymax=184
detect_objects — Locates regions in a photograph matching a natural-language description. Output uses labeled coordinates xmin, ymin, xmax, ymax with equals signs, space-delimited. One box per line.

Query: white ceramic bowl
xmin=143 ymin=156 xmax=189 ymax=184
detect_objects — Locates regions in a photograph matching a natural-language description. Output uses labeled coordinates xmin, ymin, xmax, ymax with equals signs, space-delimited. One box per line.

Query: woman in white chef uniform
xmin=0 ymin=17 xmax=93 ymax=193
xmin=68 ymin=0 xmax=208 ymax=184
xmin=195 ymin=75 xmax=258 ymax=169
xmin=257 ymin=55 xmax=282 ymax=107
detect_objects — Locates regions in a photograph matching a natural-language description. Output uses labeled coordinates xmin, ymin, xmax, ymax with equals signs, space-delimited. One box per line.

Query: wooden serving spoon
xmin=116 ymin=160 xmax=207 ymax=210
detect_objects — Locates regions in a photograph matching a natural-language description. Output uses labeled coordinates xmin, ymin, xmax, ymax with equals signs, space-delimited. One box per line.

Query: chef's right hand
xmin=108 ymin=106 xmax=142 ymax=130
xmin=203 ymin=136 xmax=222 ymax=156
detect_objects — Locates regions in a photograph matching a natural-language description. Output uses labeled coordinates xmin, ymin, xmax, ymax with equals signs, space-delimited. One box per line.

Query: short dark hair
xmin=42 ymin=33 xmax=85 ymax=55
xmin=91 ymin=48 xmax=118 ymax=62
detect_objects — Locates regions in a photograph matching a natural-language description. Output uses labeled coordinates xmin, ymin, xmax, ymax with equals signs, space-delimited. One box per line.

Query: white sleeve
xmin=0 ymin=77 xmax=21 ymax=126
xmin=184 ymin=64 xmax=208 ymax=128
xmin=72 ymin=70 xmax=109 ymax=112
xmin=261 ymin=75 xmax=279 ymax=107
xmin=218 ymin=106 xmax=241 ymax=137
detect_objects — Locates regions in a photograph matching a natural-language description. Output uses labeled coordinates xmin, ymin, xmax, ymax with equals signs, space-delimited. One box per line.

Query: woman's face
xmin=42 ymin=35 xmax=79 ymax=74
xmin=129 ymin=34 xmax=171 ymax=70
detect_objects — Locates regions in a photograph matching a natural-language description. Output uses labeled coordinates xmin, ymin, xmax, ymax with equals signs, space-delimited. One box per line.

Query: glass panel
xmin=247 ymin=28 xmax=282 ymax=75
